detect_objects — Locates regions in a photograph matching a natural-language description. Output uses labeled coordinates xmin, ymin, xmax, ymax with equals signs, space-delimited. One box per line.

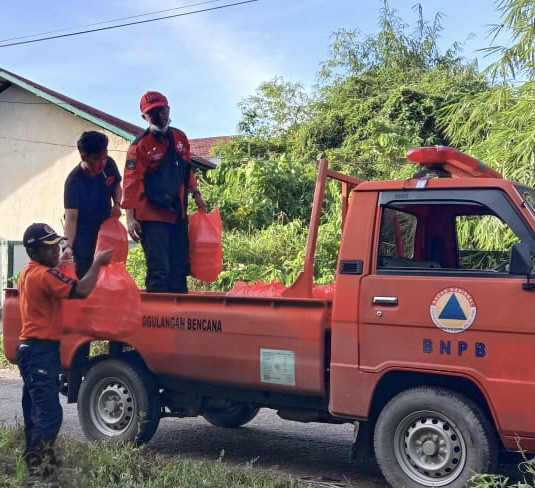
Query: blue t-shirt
xmin=64 ymin=157 xmax=121 ymax=233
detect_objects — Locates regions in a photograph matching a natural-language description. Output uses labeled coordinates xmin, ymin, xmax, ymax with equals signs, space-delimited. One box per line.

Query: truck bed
xmin=134 ymin=291 xmax=332 ymax=395
xmin=4 ymin=289 xmax=332 ymax=396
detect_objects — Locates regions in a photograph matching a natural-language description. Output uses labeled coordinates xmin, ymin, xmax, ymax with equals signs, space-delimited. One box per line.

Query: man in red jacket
xmin=122 ymin=91 xmax=206 ymax=293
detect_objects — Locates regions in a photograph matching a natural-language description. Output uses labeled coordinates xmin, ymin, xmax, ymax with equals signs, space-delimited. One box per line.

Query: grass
xmin=1 ymin=423 xmax=533 ymax=488
xmin=468 ymin=461 xmax=535 ymax=488
xmin=0 ymin=425 xmax=308 ymax=488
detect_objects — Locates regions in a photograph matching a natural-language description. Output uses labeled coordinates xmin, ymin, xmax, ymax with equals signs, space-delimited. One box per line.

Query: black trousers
xmin=140 ymin=219 xmax=189 ymax=292
xmin=16 ymin=339 xmax=62 ymax=473
xmin=73 ymin=228 xmax=99 ymax=279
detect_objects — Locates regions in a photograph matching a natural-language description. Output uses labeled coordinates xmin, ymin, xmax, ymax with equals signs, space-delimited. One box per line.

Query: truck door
xmin=358 ymin=187 xmax=535 ymax=439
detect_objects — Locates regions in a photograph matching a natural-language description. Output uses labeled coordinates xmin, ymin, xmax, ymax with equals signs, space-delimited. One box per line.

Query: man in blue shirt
xmin=63 ymin=131 xmax=122 ymax=277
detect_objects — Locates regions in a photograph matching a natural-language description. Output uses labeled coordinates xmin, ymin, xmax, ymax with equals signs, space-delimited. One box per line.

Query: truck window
xmin=515 ymin=184 xmax=535 ymax=219
xmin=456 ymin=215 xmax=518 ymax=271
xmin=377 ymin=195 xmax=531 ymax=274
xmin=378 ymin=207 xmax=417 ymax=260
xmin=377 ymin=206 xmax=441 ymax=269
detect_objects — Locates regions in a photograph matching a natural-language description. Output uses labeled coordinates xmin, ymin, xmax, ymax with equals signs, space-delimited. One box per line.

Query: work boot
xmin=25 ymin=446 xmax=60 ymax=488
xmin=40 ymin=443 xmax=59 ymax=476
xmin=27 ymin=465 xmax=60 ymax=488
xmin=26 ymin=477 xmax=59 ymax=488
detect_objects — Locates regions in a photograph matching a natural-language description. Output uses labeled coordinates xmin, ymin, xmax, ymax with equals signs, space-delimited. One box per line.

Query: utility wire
xmin=0 ymin=135 xmax=129 ymax=152
xmin=0 ymin=0 xmax=258 ymax=48
xmin=0 ymin=0 xmax=226 ymax=43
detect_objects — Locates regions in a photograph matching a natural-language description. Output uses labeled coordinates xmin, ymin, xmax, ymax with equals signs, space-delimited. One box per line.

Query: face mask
xmin=149 ymin=119 xmax=171 ymax=133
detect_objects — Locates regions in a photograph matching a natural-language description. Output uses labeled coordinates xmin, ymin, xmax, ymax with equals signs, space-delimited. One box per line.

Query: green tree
xmin=199 ymin=1 xmax=525 ymax=290
xmin=200 ymin=154 xmax=317 ymax=232
xmin=237 ymin=76 xmax=311 ymax=139
xmin=288 ymin=1 xmax=488 ymax=179
xmin=442 ymin=0 xmax=534 ymax=184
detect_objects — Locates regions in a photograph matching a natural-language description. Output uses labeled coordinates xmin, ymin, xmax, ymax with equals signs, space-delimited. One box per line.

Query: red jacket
xmin=122 ymin=128 xmax=198 ymax=223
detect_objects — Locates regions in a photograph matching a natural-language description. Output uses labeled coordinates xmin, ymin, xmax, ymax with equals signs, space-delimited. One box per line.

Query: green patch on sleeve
xmin=126 ymin=159 xmax=136 ymax=169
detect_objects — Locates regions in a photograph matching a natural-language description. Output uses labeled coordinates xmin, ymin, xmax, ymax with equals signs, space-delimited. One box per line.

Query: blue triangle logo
xmin=439 ymin=293 xmax=467 ymax=320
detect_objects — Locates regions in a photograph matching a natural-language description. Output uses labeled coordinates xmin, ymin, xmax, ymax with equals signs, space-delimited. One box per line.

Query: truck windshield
xmin=515 ymin=184 xmax=535 ymax=218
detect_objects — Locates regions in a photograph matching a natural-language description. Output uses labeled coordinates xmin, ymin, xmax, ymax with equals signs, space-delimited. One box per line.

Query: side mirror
xmin=509 ymin=242 xmax=533 ymax=276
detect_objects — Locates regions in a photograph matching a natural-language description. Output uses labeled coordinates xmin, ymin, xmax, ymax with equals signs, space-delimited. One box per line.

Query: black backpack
xmin=143 ymin=130 xmax=191 ymax=216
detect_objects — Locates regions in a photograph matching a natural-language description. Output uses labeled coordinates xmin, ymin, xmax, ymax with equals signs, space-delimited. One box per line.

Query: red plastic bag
xmin=60 ymin=261 xmax=82 ymax=329
xmin=95 ymin=217 xmax=129 ymax=263
xmin=189 ymin=208 xmax=223 ymax=282
xmin=226 ymin=280 xmax=287 ymax=297
xmin=225 ymin=280 xmax=335 ymax=299
xmin=312 ymin=283 xmax=335 ymax=299
xmin=58 ymin=260 xmax=77 ymax=279
xmin=63 ymin=263 xmax=141 ymax=339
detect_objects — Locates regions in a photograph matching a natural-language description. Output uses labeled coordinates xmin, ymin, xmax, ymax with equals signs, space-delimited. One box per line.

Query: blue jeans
xmin=16 ymin=339 xmax=62 ymax=471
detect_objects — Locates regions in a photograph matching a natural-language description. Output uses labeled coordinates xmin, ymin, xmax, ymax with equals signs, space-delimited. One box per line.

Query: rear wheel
xmin=374 ymin=386 xmax=497 ymax=488
xmin=78 ymin=359 xmax=160 ymax=444
xmin=203 ymin=404 xmax=259 ymax=428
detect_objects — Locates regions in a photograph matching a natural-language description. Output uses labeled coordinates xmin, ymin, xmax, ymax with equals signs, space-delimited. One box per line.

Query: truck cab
xmin=329 ymin=146 xmax=535 ymax=486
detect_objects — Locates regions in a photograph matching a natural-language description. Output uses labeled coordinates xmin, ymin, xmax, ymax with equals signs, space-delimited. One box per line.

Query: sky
xmin=1 ymin=0 xmax=506 ymax=139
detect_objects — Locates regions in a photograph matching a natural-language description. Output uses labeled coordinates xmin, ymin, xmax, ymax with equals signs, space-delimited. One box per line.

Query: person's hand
xmin=127 ymin=217 xmax=142 ymax=242
xmin=110 ymin=202 xmax=121 ymax=218
xmin=60 ymin=246 xmax=73 ymax=261
xmin=94 ymin=249 xmax=114 ymax=266
xmin=194 ymin=193 xmax=207 ymax=211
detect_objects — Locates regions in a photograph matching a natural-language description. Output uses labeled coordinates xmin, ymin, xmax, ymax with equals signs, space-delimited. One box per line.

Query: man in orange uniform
xmin=122 ymin=91 xmax=206 ymax=292
xmin=17 ymin=223 xmax=112 ymax=487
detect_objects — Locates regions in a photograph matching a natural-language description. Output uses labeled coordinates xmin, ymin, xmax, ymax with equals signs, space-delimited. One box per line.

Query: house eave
xmin=0 ymin=70 xmax=136 ymax=141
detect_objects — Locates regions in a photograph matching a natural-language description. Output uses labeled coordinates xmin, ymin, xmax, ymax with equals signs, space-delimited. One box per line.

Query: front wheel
xmin=77 ymin=359 xmax=161 ymax=444
xmin=203 ymin=404 xmax=259 ymax=428
xmin=374 ymin=386 xmax=497 ymax=488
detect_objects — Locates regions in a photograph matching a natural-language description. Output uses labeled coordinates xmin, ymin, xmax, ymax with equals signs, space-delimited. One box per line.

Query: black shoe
xmin=26 ymin=477 xmax=59 ymax=488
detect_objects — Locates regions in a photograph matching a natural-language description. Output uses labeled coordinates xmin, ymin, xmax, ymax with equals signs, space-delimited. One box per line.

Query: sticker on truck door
xmin=430 ymin=287 xmax=476 ymax=333
xmin=260 ymin=348 xmax=296 ymax=386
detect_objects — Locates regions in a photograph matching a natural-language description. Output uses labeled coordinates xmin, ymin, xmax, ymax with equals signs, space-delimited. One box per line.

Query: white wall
xmin=0 ymin=85 xmax=130 ymax=242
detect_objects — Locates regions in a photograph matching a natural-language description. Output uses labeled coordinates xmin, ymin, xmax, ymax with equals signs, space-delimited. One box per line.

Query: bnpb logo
xmin=430 ymin=287 xmax=476 ymax=334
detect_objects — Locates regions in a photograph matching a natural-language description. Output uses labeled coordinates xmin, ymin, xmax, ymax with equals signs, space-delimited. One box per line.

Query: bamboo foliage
xmin=182 ymin=0 xmax=535 ymax=291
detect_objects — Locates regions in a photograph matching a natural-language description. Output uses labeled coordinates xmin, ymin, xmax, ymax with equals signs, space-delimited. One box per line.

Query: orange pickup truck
xmin=4 ymin=147 xmax=535 ymax=488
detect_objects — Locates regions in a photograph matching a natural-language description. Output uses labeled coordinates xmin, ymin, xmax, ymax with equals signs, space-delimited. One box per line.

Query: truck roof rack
xmin=407 ymin=146 xmax=502 ymax=179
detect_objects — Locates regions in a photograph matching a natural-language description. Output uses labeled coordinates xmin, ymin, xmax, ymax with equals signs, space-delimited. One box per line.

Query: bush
xmin=127 ymin=218 xmax=339 ymax=293
xmin=0 ymin=333 xmax=13 ymax=369
xmin=126 ymin=245 xmax=146 ymax=289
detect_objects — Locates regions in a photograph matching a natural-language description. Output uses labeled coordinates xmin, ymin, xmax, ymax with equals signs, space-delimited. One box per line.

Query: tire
xmin=203 ymin=404 xmax=259 ymax=428
xmin=77 ymin=359 xmax=161 ymax=444
xmin=374 ymin=386 xmax=497 ymax=488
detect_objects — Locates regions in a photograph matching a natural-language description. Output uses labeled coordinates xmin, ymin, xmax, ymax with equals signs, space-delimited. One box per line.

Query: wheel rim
xmin=393 ymin=409 xmax=467 ymax=486
xmin=89 ymin=377 xmax=136 ymax=437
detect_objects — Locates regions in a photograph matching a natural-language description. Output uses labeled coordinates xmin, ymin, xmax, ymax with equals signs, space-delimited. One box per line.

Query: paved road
xmin=0 ymin=376 xmax=388 ymax=487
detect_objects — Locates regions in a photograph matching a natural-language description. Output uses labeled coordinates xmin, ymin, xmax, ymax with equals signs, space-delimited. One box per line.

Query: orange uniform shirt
xmin=122 ymin=128 xmax=198 ymax=223
xmin=18 ymin=261 xmax=76 ymax=341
